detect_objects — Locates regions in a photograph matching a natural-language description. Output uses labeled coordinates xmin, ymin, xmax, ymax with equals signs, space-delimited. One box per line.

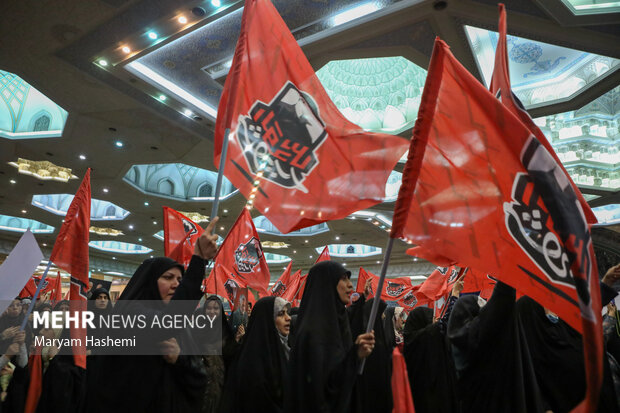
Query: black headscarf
xmin=447 ymin=282 xmax=544 ymax=413
xmin=351 ymin=298 xmax=393 ymax=413
xmin=403 ymin=307 xmax=459 ymax=413
xmin=194 ymin=295 xmax=236 ymax=357
xmin=285 ymin=260 xmax=358 ymax=413
xmin=87 ymin=288 xmax=112 ymax=315
xmin=220 ymin=297 xmax=288 ymax=413
xmin=517 ymin=296 xmax=619 ymax=413
xmin=383 ymin=306 xmax=397 ymax=350
xmin=0 ymin=299 xmax=24 ymax=353
xmin=119 ymin=257 xmax=183 ymax=302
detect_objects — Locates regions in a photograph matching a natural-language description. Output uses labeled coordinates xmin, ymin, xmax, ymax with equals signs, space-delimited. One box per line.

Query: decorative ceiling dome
xmin=0 ymin=214 xmax=54 ymax=234
xmin=317 ymin=57 xmax=427 ymax=134
xmin=0 ymin=70 xmax=68 ymax=139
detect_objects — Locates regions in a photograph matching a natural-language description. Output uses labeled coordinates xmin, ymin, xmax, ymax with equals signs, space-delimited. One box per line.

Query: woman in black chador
xmin=90 ymin=221 xmax=219 ymax=413
xmin=284 ymin=260 xmax=375 ymax=413
xmin=221 ymin=296 xmax=291 ymax=412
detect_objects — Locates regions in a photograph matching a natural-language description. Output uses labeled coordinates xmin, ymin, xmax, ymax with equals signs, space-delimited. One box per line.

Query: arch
xmin=346 ymin=245 xmax=355 ymax=254
xmin=30 ymin=110 xmax=52 ymax=132
xmin=158 ymin=178 xmax=175 ymax=196
xmin=198 ymin=183 xmax=214 ymax=198
xmin=105 ymin=205 xmax=116 ymax=217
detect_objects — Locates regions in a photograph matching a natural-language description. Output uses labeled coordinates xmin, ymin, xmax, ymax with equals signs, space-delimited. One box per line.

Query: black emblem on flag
xmin=271 ymin=281 xmax=286 ymax=297
xmin=504 ymin=137 xmax=593 ymax=317
xmin=437 ymin=267 xmax=449 ymax=275
xmin=182 ymin=218 xmax=198 ymax=245
xmin=234 ymin=237 xmax=263 ymax=273
xmin=448 ymin=268 xmax=459 ymax=284
xmin=402 ymin=291 xmax=417 ymax=307
xmin=35 ymin=278 xmax=49 ymax=290
xmin=235 ymin=81 xmax=328 ymax=192
xmin=224 ymin=279 xmax=239 ymax=303
xmin=385 ymin=282 xmax=405 ymax=297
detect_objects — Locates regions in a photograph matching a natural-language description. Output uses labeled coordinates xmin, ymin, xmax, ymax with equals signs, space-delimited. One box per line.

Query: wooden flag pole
xmin=358 ymin=236 xmax=395 ymax=374
xmin=20 ymin=260 xmax=53 ymax=331
xmin=210 ymin=128 xmax=231 ymax=229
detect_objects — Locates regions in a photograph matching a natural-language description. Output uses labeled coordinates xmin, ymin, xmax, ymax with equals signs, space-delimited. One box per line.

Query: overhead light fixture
xmin=331 ymin=3 xmax=379 ymax=26
xmin=262 ymin=241 xmax=289 ymax=249
xmin=122 ymin=46 xmax=131 ymax=54
xmin=115 ymin=141 xmax=124 ymax=147
xmin=21 ymin=210 xmax=27 ymax=214
xmin=178 ymin=16 xmax=188 ymax=24
xmin=144 ymin=201 xmax=149 ymax=206
xmin=138 ymin=238 xmax=143 ymax=242
xmin=103 ymin=188 xmax=109 ymax=193
xmin=153 ymin=221 xmax=157 ymax=225
xmin=9 ymin=158 xmax=78 ymax=182
xmin=90 ymin=226 xmax=124 ymax=236
xmin=158 ymin=94 xmax=167 ymax=101
xmin=148 ymin=31 xmax=158 ymax=40
xmin=211 ymin=0 xmax=221 ymax=7
xmin=178 ymin=211 xmax=210 ymax=223
xmin=79 ymin=154 xmax=86 ymax=160
xmin=184 ymin=109 xmax=193 ymax=116
xmin=10 ymin=179 xmax=16 ymax=184
xmin=129 ymin=225 xmax=134 ymax=230
xmin=223 ymin=209 xmax=228 ymax=213
xmin=335 ymin=236 xmax=340 ymax=240
xmin=98 ymin=59 xmax=108 ymax=67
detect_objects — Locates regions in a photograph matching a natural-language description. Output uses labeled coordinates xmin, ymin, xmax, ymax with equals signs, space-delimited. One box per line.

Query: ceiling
xmin=0 ymin=0 xmax=619 ymax=284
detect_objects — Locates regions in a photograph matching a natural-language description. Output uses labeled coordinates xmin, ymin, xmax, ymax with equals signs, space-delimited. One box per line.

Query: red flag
xmin=417 ymin=266 xmax=460 ymax=301
xmin=49 ymin=169 xmax=91 ymax=369
xmin=355 ymin=268 xmax=428 ymax=310
xmin=212 ymin=209 xmax=270 ymax=295
xmin=51 ymin=272 xmax=63 ymax=304
xmin=270 ymin=262 xmax=302 ymax=302
xmin=214 ymin=0 xmax=408 ymax=234
xmin=461 ymin=268 xmax=496 ymax=300
xmin=163 ymin=207 xmax=205 ymax=267
xmin=391 ymin=38 xmax=602 ymax=412
xmin=19 ymin=275 xmax=55 ymax=298
xmin=391 ymin=347 xmax=416 ymax=413
xmin=24 ymin=349 xmax=43 ymax=413
xmin=204 ymin=262 xmax=246 ymax=307
xmin=295 ymin=246 xmax=332 ymax=300
xmin=490 ymin=4 xmax=595 ymax=225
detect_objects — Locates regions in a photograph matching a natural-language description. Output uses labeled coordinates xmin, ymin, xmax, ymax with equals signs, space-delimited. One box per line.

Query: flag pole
xmin=358 ymin=236 xmax=395 ymax=374
xmin=20 ymin=260 xmax=53 ymax=331
xmin=210 ymin=128 xmax=230 ymax=229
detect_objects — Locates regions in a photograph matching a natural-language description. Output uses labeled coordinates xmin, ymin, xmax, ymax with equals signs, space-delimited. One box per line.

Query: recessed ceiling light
xmin=158 ymin=94 xmax=166 ymax=101
xmin=9 ymin=179 xmax=16 ymax=184
xmin=153 ymin=221 xmax=157 ymax=225
xmin=144 ymin=201 xmax=149 ymax=206
xmin=115 ymin=141 xmax=124 ymax=147
xmin=376 ymin=260 xmax=380 ymax=264
xmin=223 ymin=209 xmax=228 ymax=213
xmin=148 ymin=31 xmax=158 ymax=40
xmin=178 ymin=16 xmax=187 ymax=24
xmin=184 ymin=109 xmax=192 ymax=116
xmin=129 ymin=225 xmax=134 ymax=230
xmin=112 ymin=257 xmax=116 ymax=260
xmin=309 ymin=255 xmax=312 ymax=258
xmin=150 ymin=255 xmax=154 ymax=258
xmin=79 ymin=154 xmax=86 ymax=160
xmin=138 ymin=238 xmax=143 ymax=242
xmin=103 ymin=188 xmax=109 ymax=193
xmin=304 ymin=240 xmax=308 ymax=243
xmin=21 ymin=209 xmax=26 ymax=214
xmin=335 ymin=236 xmax=340 ymax=240
xmin=42 ymin=243 xmax=47 ymax=247
xmin=211 ymin=0 xmax=221 ymax=7
xmin=98 ymin=59 xmax=108 ymax=67
xmin=122 ymin=46 xmax=131 ymax=54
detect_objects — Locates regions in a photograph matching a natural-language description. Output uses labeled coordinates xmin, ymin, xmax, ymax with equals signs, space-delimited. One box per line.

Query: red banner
xmin=355 ymin=268 xmax=428 ymax=310
xmin=390 ymin=37 xmax=602 ymax=411
xmin=214 ymin=0 xmax=408 ymax=234
xmin=212 ymin=209 xmax=270 ymax=295
xmin=163 ymin=207 xmax=204 ymax=267
xmin=49 ymin=169 xmax=91 ymax=369
xmin=270 ymin=262 xmax=302 ymax=302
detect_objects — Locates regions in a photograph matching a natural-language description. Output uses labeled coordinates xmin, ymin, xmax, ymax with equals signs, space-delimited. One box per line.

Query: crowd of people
xmin=1 ymin=228 xmax=620 ymax=413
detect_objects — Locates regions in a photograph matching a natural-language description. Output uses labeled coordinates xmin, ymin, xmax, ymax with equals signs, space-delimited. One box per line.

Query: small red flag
xmin=51 ymin=272 xmax=63 ymax=304
xmin=355 ymin=268 xmax=428 ymax=310
xmin=391 ymin=38 xmax=602 ymax=412
xmin=391 ymin=347 xmax=416 ymax=413
xmin=204 ymin=262 xmax=246 ymax=307
xmin=270 ymin=262 xmax=302 ymax=302
xmin=49 ymin=168 xmax=91 ymax=369
xmin=24 ymin=349 xmax=43 ymax=413
xmin=214 ymin=0 xmax=408 ymax=234
xmin=417 ymin=266 xmax=460 ymax=301
xmin=163 ymin=207 xmax=205 ymax=267
xmin=490 ymin=4 xmax=595 ymax=225
xmin=212 ymin=209 xmax=270 ymax=295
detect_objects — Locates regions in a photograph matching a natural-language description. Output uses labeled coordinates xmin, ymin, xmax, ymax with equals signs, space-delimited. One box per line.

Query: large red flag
xmin=391 ymin=347 xmax=416 ymax=413
xmin=295 ymin=246 xmax=331 ymax=300
xmin=163 ymin=207 xmax=205 ymax=267
xmin=270 ymin=262 xmax=302 ymax=302
xmin=49 ymin=169 xmax=91 ymax=369
xmin=355 ymin=268 xmax=428 ymax=310
xmin=24 ymin=349 xmax=43 ymax=413
xmin=214 ymin=0 xmax=408 ymax=234
xmin=212 ymin=209 xmax=270 ymax=295
xmin=391 ymin=38 xmax=602 ymax=412
xmin=490 ymin=4 xmax=595 ymax=225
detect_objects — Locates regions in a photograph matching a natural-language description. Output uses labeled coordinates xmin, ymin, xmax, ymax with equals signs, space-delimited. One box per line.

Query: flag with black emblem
xmin=163 ymin=207 xmax=205 ymax=267
xmin=214 ymin=0 xmax=409 ymax=234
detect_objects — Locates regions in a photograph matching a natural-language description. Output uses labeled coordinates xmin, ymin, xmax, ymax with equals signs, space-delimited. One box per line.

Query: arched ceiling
xmin=0 ymin=0 xmax=619 ymax=282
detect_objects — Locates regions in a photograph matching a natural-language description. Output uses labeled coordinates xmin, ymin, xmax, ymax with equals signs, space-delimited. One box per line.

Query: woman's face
xmin=205 ymin=300 xmax=221 ymax=319
xmin=336 ymin=276 xmax=353 ymax=305
xmin=95 ymin=293 xmax=109 ymax=309
xmin=275 ymin=307 xmax=291 ymax=336
xmin=157 ymin=267 xmax=182 ymax=303
xmin=395 ymin=311 xmax=406 ymax=330
xmin=6 ymin=300 xmax=21 ymax=317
